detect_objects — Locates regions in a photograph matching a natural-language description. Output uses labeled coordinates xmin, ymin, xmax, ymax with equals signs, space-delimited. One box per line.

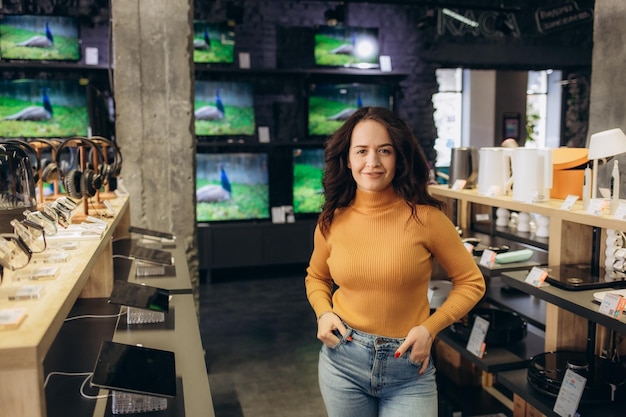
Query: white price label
xmin=598 ymin=292 xmax=626 ymax=318
xmin=479 ymin=249 xmax=496 ymax=268
xmin=560 ymin=195 xmax=579 ymax=211
xmin=465 ymin=315 xmax=489 ymax=358
xmin=525 ymin=266 xmax=549 ymax=287
xmin=553 ymin=369 xmax=586 ymax=417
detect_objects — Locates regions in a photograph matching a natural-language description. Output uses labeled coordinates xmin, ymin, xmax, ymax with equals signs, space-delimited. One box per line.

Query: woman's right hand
xmin=317 ymin=312 xmax=348 ymax=347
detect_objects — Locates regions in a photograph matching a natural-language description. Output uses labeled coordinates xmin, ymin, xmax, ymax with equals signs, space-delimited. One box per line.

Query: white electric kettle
xmin=477 ymin=147 xmax=512 ymax=196
xmin=510 ymin=148 xmax=553 ymax=202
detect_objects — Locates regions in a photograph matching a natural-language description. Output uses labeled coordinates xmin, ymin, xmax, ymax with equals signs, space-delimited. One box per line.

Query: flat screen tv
xmin=196 ymin=152 xmax=269 ymax=222
xmin=194 ymin=80 xmax=256 ymax=138
xmin=314 ymin=25 xmax=380 ymax=69
xmin=0 ymin=15 xmax=81 ymax=62
xmin=293 ymin=147 xmax=325 ymax=215
xmin=308 ymin=83 xmax=393 ymax=138
xmin=0 ymin=78 xmax=89 ymax=138
xmin=193 ymin=20 xmax=235 ymax=64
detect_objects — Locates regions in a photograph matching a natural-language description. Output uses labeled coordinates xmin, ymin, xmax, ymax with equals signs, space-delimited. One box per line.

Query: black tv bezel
xmin=0 ymin=74 xmax=91 ymax=139
xmin=313 ymin=25 xmax=381 ymax=70
xmin=193 ymin=79 xmax=257 ymax=141
xmin=192 ymin=20 xmax=236 ymax=65
xmin=292 ymin=144 xmax=326 ymax=217
xmin=0 ymin=14 xmax=82 ymax=63
xmin=195 ymin=146 xmax=271 ymax=224
xmin=306 ymin=81 xmax=395 ymax=141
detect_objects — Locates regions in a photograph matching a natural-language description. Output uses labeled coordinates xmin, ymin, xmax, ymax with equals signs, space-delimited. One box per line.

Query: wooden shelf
xmin=0 ymin=196 xmax=129 ymax=417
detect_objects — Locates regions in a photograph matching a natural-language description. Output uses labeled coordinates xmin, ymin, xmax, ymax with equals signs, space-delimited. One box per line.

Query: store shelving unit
xmin=429 ymin=184 xmax=626 ymax=417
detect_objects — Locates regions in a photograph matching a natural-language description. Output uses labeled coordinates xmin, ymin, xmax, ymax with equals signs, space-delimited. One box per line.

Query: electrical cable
xmin=64 ymin=308 xmax=126 ymax=322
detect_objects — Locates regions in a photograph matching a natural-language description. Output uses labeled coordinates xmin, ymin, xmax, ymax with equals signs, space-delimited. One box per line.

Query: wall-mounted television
xmin=0 ymin=78 xmax=89 ymax=138
xmin=293 ymin=147 xmax=325 ymax=215
xmin=308 ymin=83 xmax=393 ymax=138
xmin=314 ymin=25 xmax=380 ymax=69
xmin=196 ymin=152 xmax=269 ymax=222
xmin=193 ymin=21 xmax=235 ymax=64
xmin=194 ymin=80 xmax=256 ymax=138
xmin=0 ymin=15 xmax=81 ymax=62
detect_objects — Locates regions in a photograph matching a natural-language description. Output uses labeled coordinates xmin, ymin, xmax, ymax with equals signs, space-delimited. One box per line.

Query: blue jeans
xmin=318 ymin=324 xmax=438 ymax=417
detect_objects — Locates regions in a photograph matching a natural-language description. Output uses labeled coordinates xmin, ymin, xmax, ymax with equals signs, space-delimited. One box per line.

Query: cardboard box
xmin=551 ymin=148 xmax=589 ymax=199
xmin=434 ymin=338 xmax=481 ymax=386
xmin=513 ymin=394 xmax=526 ymax=417
xmin=525 ymin=402 xmax=544 ymax=417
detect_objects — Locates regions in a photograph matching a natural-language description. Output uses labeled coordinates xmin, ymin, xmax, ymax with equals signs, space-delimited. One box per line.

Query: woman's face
xmin=347 ymin=119 xmax=396 ymax=193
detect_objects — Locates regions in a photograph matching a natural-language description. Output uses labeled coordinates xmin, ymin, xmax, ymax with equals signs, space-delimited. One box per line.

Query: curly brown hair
xmin=319 ymin=106 xmax=443 ymax=236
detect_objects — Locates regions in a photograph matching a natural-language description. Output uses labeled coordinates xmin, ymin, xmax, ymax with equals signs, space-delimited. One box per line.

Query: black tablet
xmin=108 ymin=280 xmax=170 ymax=312
xmin=91 ymin=341 xmax=177 ymax=398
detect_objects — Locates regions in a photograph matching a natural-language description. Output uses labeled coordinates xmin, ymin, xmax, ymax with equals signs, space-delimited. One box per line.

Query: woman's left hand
xmin=394 ymin=325 xmax=433 ymax=375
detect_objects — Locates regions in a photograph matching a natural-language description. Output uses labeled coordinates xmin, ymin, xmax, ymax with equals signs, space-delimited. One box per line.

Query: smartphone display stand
xmin=127 ymin=306 xmax=165 ymax=325
xmin=111 ymin=390 xmax=168 ymax=414
xmin=135 ymin=260 xmax=165 ymax=277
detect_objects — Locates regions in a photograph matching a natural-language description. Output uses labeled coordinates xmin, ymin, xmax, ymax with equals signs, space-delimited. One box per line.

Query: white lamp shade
xmin=588 ymin=128 xmax=626 ymax=159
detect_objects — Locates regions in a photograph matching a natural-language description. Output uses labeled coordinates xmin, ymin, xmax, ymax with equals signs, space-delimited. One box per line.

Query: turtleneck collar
xmin=351 ymin=187 xmax=402 ymax=210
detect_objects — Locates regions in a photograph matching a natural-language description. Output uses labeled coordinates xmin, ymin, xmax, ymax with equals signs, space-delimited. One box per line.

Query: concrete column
xmin=589 ymin=0 xmax=626 ymax=134
xmin=110 ymin=0 xmax=199 ymax=299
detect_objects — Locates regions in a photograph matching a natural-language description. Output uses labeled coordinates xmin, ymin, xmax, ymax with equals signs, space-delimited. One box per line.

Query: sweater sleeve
xmin=304 ymin=225 xmax=335 ymax=319
xmin=420 ymin=208 xmax=486 ymax=338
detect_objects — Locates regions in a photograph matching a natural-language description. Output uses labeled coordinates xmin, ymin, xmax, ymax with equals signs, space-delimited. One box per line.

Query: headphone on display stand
xmin=1 ymin=139 xmax=41 ymax=185
xmin=87 ymin=136 xmax=123 ymax=189
xmin=51 ymin=138 xmax=105 ymax=201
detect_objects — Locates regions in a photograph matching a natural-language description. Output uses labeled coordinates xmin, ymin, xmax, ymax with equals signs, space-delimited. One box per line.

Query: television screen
xmin=314 ymin=25 xmax=380 ymax=69
xmin=193 ymin=21 xmax=235 ymax=64
xmin=293 ymin=147 xmax=325 ymax=214
xmin=308 ymin=83 xmax=392 ymax=137
xmin=194 ymin=80 xmax=256 ymax=137
xmin=196 ymin=152 xmax=269 ymax=222
xmin=0 ymin=15 xmax=81 ymax=62
xmin=0 ymin=78 xmax=89 ymax=138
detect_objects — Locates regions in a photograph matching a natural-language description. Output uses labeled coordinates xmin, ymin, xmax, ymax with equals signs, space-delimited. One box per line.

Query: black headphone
xmin=87 ymin=136 xmax=123 ymax=183
xmin=1 ymin=139 xmax=40 ymax=184
xmin=53 ymin=138 xmax=105 ymax=199
xmin=38 ymin=138 xmax=69 ymax=184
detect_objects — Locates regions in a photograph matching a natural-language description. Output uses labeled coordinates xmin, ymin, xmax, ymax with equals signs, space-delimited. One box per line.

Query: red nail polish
xmin=394 ymin=351 xmax=401 ymax=358
xmin=347 ymin=336 xmax=353 ymax=342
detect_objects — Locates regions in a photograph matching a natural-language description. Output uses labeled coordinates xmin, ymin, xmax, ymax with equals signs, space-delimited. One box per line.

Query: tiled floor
xmin=199 ymin=266 xmax=512 ymax=417
xmin=199 ymin=265 xmax=326 ymax=417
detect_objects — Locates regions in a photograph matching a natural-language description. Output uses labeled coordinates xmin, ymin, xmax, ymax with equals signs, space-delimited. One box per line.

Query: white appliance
xmin=510 ymin=148 xmax=553 ymax=202
xmin=477 ymin=147 xmax=512 ymax=196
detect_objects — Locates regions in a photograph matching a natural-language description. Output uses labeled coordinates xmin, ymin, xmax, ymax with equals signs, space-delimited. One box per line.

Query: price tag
xmin=560 ymin=195 xmax=579 ymax=211
xmin=553 ymin=369 xmax=586 ymax=417
xmin=479 ymin=249 xmax=496 ymax=268
xmin=465 ymin=315 xmax=489 ymax=358
xmin=614 ymin=201 xmax=626 ymax=220
xmin=525 ymin=266 xmax=548 ymax=287
xmin=463 ymin=242 xmax=475 ymax=254
xmin=586 ymin=198 xmax=608 ymax=216
xmin=598 ymin=292 xmax=626 ymax=318
xmin=451 ymin=179 xmax=467 ymax=190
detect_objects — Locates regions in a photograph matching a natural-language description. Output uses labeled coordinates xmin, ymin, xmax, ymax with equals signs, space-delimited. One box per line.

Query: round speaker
xmin=527 ymin=351 xmax=626 ymax=405
xmin=449 ymin=307 xmax=527 ymax=346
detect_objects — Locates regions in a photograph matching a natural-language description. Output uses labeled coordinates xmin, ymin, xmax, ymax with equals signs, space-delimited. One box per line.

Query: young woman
xmin=305 ymin=107 xmax=486 ymax=417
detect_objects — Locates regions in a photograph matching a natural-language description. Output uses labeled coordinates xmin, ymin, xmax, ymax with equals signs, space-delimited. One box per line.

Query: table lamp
xmin=587 ymin=128 xmax=626 ymax=199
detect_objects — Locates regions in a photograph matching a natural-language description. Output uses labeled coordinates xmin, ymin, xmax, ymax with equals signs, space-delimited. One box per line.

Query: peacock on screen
xmin=314 ymin=25 xmax=380 ymax=69
xmin=308 ymin=83 xmax=392 ymax=137
xmin=193 ymin=20 xmax=235 ymax=64
xmin=0 ymin=78 xmax=89 ymax=138
xmin=196 ymin=152 xmax=270 ymax=222
xmin=0 ymin=15 xmax=81 ymax=62
xmin=194 ymin=80 xmax=256 ymax=137
xmin=293 ymin=147 xmax=325 ymax=215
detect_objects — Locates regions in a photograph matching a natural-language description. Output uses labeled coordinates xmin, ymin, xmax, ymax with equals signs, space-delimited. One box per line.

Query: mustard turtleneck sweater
xmin=305 ymin=187 xmax=486 ymax=339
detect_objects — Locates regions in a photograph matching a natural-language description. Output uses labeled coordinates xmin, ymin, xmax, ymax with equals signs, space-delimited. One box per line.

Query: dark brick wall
xmin=193 ymin=0 xmax=440 ymax=161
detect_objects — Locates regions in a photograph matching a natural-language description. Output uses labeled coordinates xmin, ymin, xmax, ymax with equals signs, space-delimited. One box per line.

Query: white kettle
xmin=477 ymin=147 xmax=512 ymax=197
xmin=510 ymin=148 xmax=553 ymax=202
